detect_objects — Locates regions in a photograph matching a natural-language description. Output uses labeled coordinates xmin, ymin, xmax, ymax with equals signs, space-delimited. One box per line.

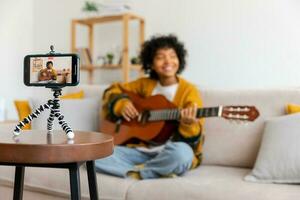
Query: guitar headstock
xmin=221 ymin=106 xmax=259 ymax=122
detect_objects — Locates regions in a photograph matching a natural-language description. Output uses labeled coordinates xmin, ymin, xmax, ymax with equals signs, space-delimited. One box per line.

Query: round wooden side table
xmin=0 ymin=130 xmax=114 ymax=200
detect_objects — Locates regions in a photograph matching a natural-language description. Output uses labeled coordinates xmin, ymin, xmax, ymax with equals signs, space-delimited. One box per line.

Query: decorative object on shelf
xmin=77 ymin=48 xmax=92 ymax=65
xmin=96 ymin=55 xmax=106 ymax=65
xmin=98 ymin=3 xmax=131 ymax=15
xmin=82 ymin=1 xmax=131 ymax=17
xmin=111 ymin=44 xmax=122 ymax=65
xmin=130 ymin=56 xmax=140 ymax=65
xmin=106 ymin=52 xmax=114 ymax=64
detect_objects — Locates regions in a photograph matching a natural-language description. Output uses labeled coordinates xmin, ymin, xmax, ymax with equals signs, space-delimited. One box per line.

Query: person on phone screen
xmin=95 ymin=34 xmax=204 ymax=180
xmin=38 ymin=61 xmax=57 ymax=82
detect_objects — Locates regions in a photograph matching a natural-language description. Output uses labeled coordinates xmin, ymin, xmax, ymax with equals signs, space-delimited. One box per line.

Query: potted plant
xmin=130 ymin=56 xmax=140 ymax=65
xmin=82 ymin=1 xmax=99 ymax=17
xmin=106 ymin=53 xmax=114 ymax=64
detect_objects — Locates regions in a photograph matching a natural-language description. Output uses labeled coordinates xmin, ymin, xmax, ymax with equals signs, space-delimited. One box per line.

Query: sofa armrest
xmin=0 ymin=121 xmax=17 ymax=132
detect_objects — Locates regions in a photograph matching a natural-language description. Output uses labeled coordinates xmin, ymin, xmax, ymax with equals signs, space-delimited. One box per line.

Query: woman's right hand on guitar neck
xmin=121 ymin=101 xmax=139 ymax=121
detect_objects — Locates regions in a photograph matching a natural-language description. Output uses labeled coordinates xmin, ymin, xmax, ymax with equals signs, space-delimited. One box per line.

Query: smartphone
xmin=24 ymin=54 xmax=79 ymax=87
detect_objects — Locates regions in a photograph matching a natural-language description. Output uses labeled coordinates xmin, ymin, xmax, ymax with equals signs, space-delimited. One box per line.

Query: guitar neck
xmin=147 ymin=107 xmax=221 ymax=121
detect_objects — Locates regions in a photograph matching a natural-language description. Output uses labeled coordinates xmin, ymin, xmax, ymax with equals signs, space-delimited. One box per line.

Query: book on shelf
xmin=77 ymin=48 xmax=92 ymax=66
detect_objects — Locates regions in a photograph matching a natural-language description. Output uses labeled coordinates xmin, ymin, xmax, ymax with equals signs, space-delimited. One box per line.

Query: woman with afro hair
xmin=96 ymin=34 xmax=204 ymax=179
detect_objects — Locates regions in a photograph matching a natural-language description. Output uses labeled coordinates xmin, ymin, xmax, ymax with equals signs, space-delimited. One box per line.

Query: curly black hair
xmin=139 ymin=34 xmax=187 ymax=79
xmin=46 ymin=61 xmax=53 ymax=67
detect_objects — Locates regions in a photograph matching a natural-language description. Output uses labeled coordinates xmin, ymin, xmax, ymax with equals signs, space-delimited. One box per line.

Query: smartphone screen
xmin=24 ymin=54 xmax=79 ymax=87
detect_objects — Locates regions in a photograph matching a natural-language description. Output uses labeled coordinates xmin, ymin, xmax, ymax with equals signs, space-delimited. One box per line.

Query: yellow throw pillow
xmin=60 ymin=90 xmax=84 ymax=99
xmin=14 ymin=100 xmax=32 ymax=130
xmin=14 ymin=90 xmax=84 ymax=130
xmin=286 ymin=104 xmax=300 ymax=114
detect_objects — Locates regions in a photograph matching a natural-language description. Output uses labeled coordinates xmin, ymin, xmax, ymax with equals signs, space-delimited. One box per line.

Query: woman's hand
xmin=180 ymin=103 xmax=198 ymax=125
xmin=121 ymin=101 xmax=139 ymax=121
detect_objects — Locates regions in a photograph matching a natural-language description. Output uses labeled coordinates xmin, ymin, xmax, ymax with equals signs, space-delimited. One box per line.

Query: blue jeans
xmin=95 ymin=142 xmax=194 ymax=179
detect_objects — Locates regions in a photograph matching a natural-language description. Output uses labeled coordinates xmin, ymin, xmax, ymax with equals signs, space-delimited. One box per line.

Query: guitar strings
xmin=147 ymin=107 xmax=220 ymax=122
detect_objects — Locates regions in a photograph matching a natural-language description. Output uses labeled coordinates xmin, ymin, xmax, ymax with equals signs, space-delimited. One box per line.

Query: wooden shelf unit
xmin=71 ymin=13 xmax=145 ymax=84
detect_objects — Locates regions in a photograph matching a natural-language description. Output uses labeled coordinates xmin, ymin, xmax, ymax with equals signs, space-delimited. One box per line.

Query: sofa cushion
xmin=245 ymin=113 xmax=300 ymax=183
xmin=0 ymin=121 xmax=16 ymax=132
xmin=60 ymin=90 xmax=84 ymax=99
xmin=126 ymin=165 xmax=300 ymax=200
xmin=14 ymin=100 xmax=32 ymax=130
xmin=200 ymin=88 xmax=300 ymax=168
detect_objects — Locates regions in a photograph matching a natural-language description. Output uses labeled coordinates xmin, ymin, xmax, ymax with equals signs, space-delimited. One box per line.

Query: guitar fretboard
xmin=147 ymin=107 xmax=220 ymax=121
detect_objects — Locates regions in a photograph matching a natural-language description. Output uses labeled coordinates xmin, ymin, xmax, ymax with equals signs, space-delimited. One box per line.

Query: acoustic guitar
xmin=100 ymin=91 xmax=260 ymax=145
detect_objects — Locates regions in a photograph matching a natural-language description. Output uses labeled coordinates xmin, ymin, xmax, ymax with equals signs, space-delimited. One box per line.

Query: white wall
xmin=32 ymin=0 xmax=300 ymax=88
xmin=130 ymin=0 xmax=300 ymax=88
xmin=2 ymin=0 xmax=300 ymax=119
xmin=0 ymin=0 xmax=34 ymax=119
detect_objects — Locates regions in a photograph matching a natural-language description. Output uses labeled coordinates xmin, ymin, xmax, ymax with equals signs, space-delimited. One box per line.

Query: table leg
xmin=86 ymin=160 xmax=99 ymax=200
xmin=69 ymin=163 xmax=81 ymax=200
xmin=13 ymin=166 xmax=25 ymax=200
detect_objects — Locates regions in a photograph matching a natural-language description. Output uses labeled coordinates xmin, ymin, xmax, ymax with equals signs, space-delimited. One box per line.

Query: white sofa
xmin=1 ymin=85 xmax=300 ymax=200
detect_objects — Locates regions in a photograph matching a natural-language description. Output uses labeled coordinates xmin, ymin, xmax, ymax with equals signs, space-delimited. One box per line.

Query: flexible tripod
xmin=13 ymin=87 xmax=74 ymax=139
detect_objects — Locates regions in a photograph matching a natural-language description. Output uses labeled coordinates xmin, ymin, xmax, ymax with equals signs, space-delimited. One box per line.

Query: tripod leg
xmin=49 ymin=88 xmax=75 ymax=139
xmin=55 ymin=112 xmax=74 ymax=139
xmin=14 ymin=103 xmax=50 ymax=136
xmin=47 ymin=108 xmax=55 ymax=134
